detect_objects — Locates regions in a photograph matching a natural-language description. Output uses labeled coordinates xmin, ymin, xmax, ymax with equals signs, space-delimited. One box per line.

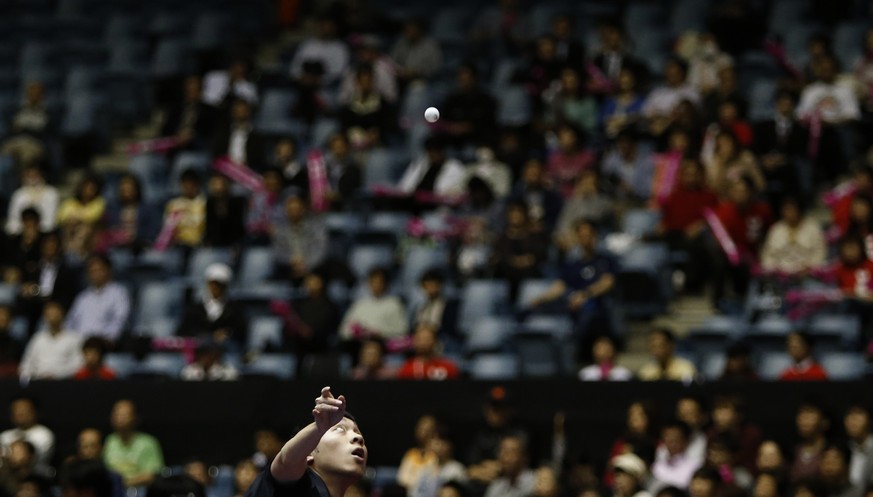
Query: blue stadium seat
xmin=631 ymin=27 xmax=670 ymax=75
xmin=834 ymin=22 xmax=867 ymax=69
xmin=516 ymin=279 xmax=557 ymax=312
xmin=348 ymin=245 xmax=394 ymax=281
xmin=746 ymin=314 xmax=794 ymax=353
xmin=0 ymin=284 xmax=18 ymax=305
xmin=491 ymin=59 xmax=522 ymax=94
xmin=372 ymin=467 xmax=399 ymax=489
xmin=106 ymin=40 xmax=149 ymax=76
xmin=784 ymin=23 xmax=823 ymax=70
xmin=134 ymin=352 xmax=187 ymax=378
xmin=520 ymin=315 xmax=574 ymax=340
xmin=255 ymin=89 xmax=297 ymax=136
xmin=210 ymin=466 xmax=235 ymax=497
xmin=624 ymin=1 xmax=667 ymax=34
xmin=244 ymin=353 xmax=296 ymax=379
xmin=149 ymin=11 xmax=190 ymax=38
xmin=65 ymin=66 xmax=103 ymax=101
xmin=698 ymin=352 xmax=726 ymax=381
xmin=187 ymin=248 xmax=234 ymax=283
xmin=806 ymin=313 xmax=861 ymax=349
xmin=514 ymin=333 xmax=561 ymax=377
xmin=247 ymin=316 xmax=284 ymax=352
xmin=61 ymin=92 xmax=99 ymax=137
xmin=364 ymin=147 xmax=407 ymax=188
xmin=669 ymin=0 xmax=709 ymax=35
xmin=686 ymin=315 xmax=747 ymax=354
xmin=104 ymin=353 xmax=137 ymax=379
xmin=310 ymin=118 xmax=340 ymax=148
xmin=768 ymin=0 xmax=811 ymax=37
xmin=128 ymin=154 xmax=169 ymax=203
xmin=58 ymin=40 xmax=107 ymax=70
xmin=325 ymin=212 xmax=365 ymax=235
xmin=748 ymin=79 xmax=777 ymax=121
xmin=469 ymin=353 xmax=519 ymax=379
xmin=135 ymin=249 xmax=185 ymax=277
xmin=757 ymin=352 xmax=793 ymax=380
xmin=622 ymin=209 xmax=662 ymax=238
xmin=738 ymin=52 xmax=781 ymax=94
xmin=134 ymin=281 xmax=184 ymax=334
xmin=151 ymin=38 xmax=192 ymax=79
xmin=430 ymin=7 xmax=472 ymax=44
xmin=366 ymin=212 xmax=411 ymax=237
xmin=458 ymin=280 xmax=510 ymax=333
xmin=399 ymin=245 xmax=449 ymax=293
xmin=820 ymin=352 xmax=865 ymax=380
xmin=465 ymin=316 xmax=515 ymax=354
xmin=399 ymin=83 xmax=429 ymax=127
xmin=104 ymin=14 xmax=145 ymax=43
xmin=191 ymin=13 xmax=233 ymax=51
xmin=497 ymin=86 xmax=531 ymax=127
xmin=238 ymin=247 xmax=275 ymax=289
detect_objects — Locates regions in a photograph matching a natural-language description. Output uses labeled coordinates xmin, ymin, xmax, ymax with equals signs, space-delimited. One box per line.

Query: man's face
xmin=78 ymin=429 xmax=103 ymax=460
xmin=575 ymin=223 xmax=596 ymax=250
xmin=181 ymin=178 xmax=200 ymax=199
xmin=649 ymin=333 xmax=672 ymax=362
xmin=421 ymin=279 xmax=441 ymax=299
xmin=729 ymin=181 xmax=751 ymax=206
xmin=185 ymin=461 xmax=211 ymax=486
xmin=87 ymin=260 xmax=111 ymax=288
xmin=413 ymin=327 xmax=437 ymax=356
xmin=368 ymin=274 xmax=386 ymax=296
xmin=44 ymin=304 xmax=64 ymax=328
xmin=311 ymin=418 xmax=367 ymax=478
xmin=83 ymin=347 xmax=101 ymax=368
xmin=497 ymin=438 xmax=525 ymax=474
xmin=208 ymin=176 xmax=229 ymax=196
xmin=796 ymin=407 xmax=824 ymax=439
xmin=184 ymin=77 xmax=202 ymax=101
xmin=756 ymin=442 xmax=783 ymax=471
xmin=677 ymin=399 xmax=704 ymax=430
xmin=235 ymin=461 xmax=258 ymax=492
xmin=819 ymin=449 xmax=845 ymax=479
xmin=689 ymin=477 xmax=714 ymax=497
xmin=9 ymin=441 xmax=33 ymax=468
xmin=111 ymin=401 xmax=137 ymax=432
xmin=712 ymin=404 xmax=738 ymax=430
xmin=286 ymin=197 xmax=305 ymax=222
xmin=11 ymin=400 xmax=36 ymax=428
xmin=415 ymin=415 xmax=436 ymax=444
xmin=786 ymin=334 xmax=809 ymax=362
xmin=22 ymin=168 xmax=43 ymax=187
xmin=534 ymin=467 xmax=558 ymax=497
xmin=0 ymin=308 xmax=11 ymax=331
xmin=592 ymin=338 xmax=615 ymax=364
xmin=662 ymin=427 xmax=687 ymax=456
xmin=665 ymin=62 xmax=685 ymax=86
xmin=232 ymin=101 xmax=251 ymax=122
xmin=613 ymin=471 xmax=636 ymax=495
xmin=359 ymin=341 xmax=383 ymax=368
xmin=207 ymin=281 xmax=226 ymax=300
xmin=845 ymin=409 xmax=871 ymax=440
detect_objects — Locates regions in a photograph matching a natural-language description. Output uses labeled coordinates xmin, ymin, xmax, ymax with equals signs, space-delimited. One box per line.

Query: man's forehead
xmin=336 ymin=418 xmax=361 ymax=432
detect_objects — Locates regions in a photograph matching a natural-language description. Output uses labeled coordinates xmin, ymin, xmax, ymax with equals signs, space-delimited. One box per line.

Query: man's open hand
xmin=313 ymin=386 xmax=346 ymax=433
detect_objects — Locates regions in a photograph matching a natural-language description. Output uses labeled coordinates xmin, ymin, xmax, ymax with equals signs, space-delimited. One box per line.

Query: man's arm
xmin=529 ymin=280 xmax=567 ymax=308
xmin=271 ymin=387 xmax=347 ymax=482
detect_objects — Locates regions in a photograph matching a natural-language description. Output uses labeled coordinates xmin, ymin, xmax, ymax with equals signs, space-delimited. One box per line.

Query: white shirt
xmin=483 ymin=470 xmax=536 ymax=497
xmin=18 ymin=328 xmax=83 ymax=380
xmin=202 ymin=71 xmax=258 ymax=106
xmin=228 ymin=126 xmax=249 ymax=165
xmin=180 ymin=362 xmax=239 ymax=381
xmin=578 ymin=363 xmax=633 ymax=381
xmin=0 ymin=424 xmax=55 ymax=468
xmin=797 ymin=80 xmax=861 ymax=123
xmin=339 ymin=295 xmax=408 ymax=340
xmin=290 ymin=38 xmax=350 ymax=84
xmin=398 ymin=158 xmax=467 ymax=197
xmin=849 ymin=435 xmax=873 ymax=488
xmin=642 ymin=84 xmax=701 ymax=118
xmin=5 ymin=184 xmax=59 ymax=234
xmin=760 ymin=218 xmax=827 ymax=274
xmin=649 ymin=445 xmax=703 ymax=492
xmin=339 ymin=56 xmax=398 ymax=104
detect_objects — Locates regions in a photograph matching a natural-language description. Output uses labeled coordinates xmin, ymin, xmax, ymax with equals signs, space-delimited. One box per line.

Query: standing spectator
xmin=611 ymin=453 xmax=651 ymax=497
xmin=483 ymin=436 xmax=536 ymax=497
xmin=202 ymin=59 xmax=259 ymax=108
xmin=290 ymin=16 xmax=350 ymax=85
xmin=578 ymin=335 xmax=633 ymax=381
xmin=271 ymin=193 xmax=327 ymax=283
xmin=103 ymin=400 xmax=164 ymax=488
xmin=649 ymin=420 xmax=704 ymax=492
xmin=643 ymin=59 xmax=700 ymax=128
xmin=339 ymin=64 xmax=394 ymax=150
xmin=286 ymin=271 xmax=340 ymax=367
xmin=180 ymin=342 xmax=239 ymax=381
xmin=789 ymin=400 xmax=830 ymax=483
xmin=203 ymin=174 xmax=246 ymax=248
xmin=703 ymin=130 xmax=765 ymax=199
xmin=601 ymin=68 xmax=647 ymax=138
xmin=5 ymin=165 xmax=58 ymax=235
xmin=339 ymin=35 xmax=397 ymax=104
xmin=102 ymin=174 xmax=157 ymax=251
xmin=178 ymin=263 xmax=247 ymax=348
xmin=339 ymin=267 xmax=408 ymax=341
xmin=5 ymin=208 xmax=44 ymax=285
xmin=18 ymin=301 xmax=83 ymax=380
xmin=492 ymin=202 xmax=547 ymax=301
xmin=324 ymin=133 xmax=363 ymax=210
xmin=162 ymin=76 xmax=216 ymax=151
xmin=0 ymin=396 xmax=55 ymax=469
xmin=396 ymin=326 xmax=460 ymax=380
xmin=546 ymin=124 xmax=596 ymax=199
xmin=391 ymin=19 xmax=443 ymax=85
xmin=752 ymin=91 xmax=806 ymax=196
xmin=844 ymin=405 xmax=873 ymax=489
xmin=509 ymin=159 xmax=563 ymax=234
xmin=0 ymin=306 xmax=22 ymax=379
xmin=246 ymin=167 xmax=285 ymax=242
xmin=398 ymin=136 xmax=467 ymax=198
xmin=819 ymin=445 xmax=860 ymax=497
xmin=411 ymin=270 xmax=453 ymax=336
xmin=760 ymin=197 xmax=827 ymax=275
xmin=638 ymin=328 xmax=697 ymax=381
xmin=707 ymin=396 xmax=763 ymax=473
xmin=72 ymin=337 xmax=116 ymax=380
xmin=467 ymin=147 xmax=512 ymax=201
xmin=592 ymin=20 xmax=644 ymax=85
xmin=17 ymin=231 xmax=80 ymax=336
xmin=348 ymin=337 xmax=395 ymax=380
xmin=163 ymin=169 xmax=206 ymax=250
xmin=412 ymin=428 xmax=468 ymax=497
xmin=65 ymin=255 xmax=131 ymax=343
xmin=602 ymin=129 xmax=656 ymax=202
xmin=544 ymin=67 xmax=598 ymax=136
xmin=687 ymin=34 xmax=734 ymax=96
xmin=440 ymin=64 xmax=498 ymax=149
xmin=211 ymin=100 xmax=265 ymax=168
xmin=1 ymin=82 xmax=49 ymax=169
xmin=779 ymin=332 xmax=829 ymax=381
xmin=57 ymin=174 xmax=106 ymax=259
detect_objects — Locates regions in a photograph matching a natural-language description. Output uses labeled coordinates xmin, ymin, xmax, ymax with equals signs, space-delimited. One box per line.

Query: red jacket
xmin=835 ymin=258 xmax=873 ymax=295
xmin=715 ymin=200 xmax=773 ymax=257
xmin=74 ymin=366 xmax=117 ymax=380
xmin=396 ymin=357 xmax=460 ymax=380
xmin=661 ymin=187 xmax=719 ymax=232
xmin=779 ymin=361 xmax=828 ymax=381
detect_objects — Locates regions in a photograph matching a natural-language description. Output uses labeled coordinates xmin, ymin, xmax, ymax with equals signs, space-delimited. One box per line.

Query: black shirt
xmin=246 ymin=468 xmax=331 ymax=497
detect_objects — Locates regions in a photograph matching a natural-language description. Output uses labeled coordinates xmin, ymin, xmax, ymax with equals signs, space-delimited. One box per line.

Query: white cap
xmin=612 ymin=453 xmax=647 ymax=480
xmin=204 ymin=263 xmax=233 ymax=284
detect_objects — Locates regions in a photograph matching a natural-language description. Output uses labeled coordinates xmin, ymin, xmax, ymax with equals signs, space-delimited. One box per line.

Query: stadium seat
xmin=748 ymin=79 xmax=777 ymax=121
xmin=399 ymin=83 xmax=429 ymax=126
xmin=348 ymin=245 xmax=394 ymax=281
xmin=372 ymin=467 xmax=399 ymax=489
xmin=247 ymin=316 xmax=283 ymax=352
xmin=624 ymin=2 xmax=667 ymax=34
xmin=513 ymin=333 xmax=560 ymax=377
xmin=516 ymin=279 xmax=557 ymax=313
xmin=0 ymin=284 xmax=18 ymax=306
xmin=669 ymin=0 xmax=709 ymax=35
xmin=298 ymin=352 xmax=350 ymax=379
xmin=238 ymin=247 xmax=275 ymax=288
xmin=820 ymin=352 xmax=865 ymax=380
xmin=255 ymin=89 xmax=297 ymax=136
xmin=768 ymin=0 xmax=812 ymax=37
xmin=106 ymin=40 xmax=149 ymax=76
xmin=133 ymin=281 xmax=184 ymax=334
xmin=430 ymin=6 xmax=472 ymax=44
xmin=399 ymin=245 xmax=449 ymax=293
xmin=133 ymin=352 xmax=187 ymax=378
xmin=104 ymin=14 xmax=144 ymax=43
xmin=151 ymin=38 xmax=192 ymax=79
xmin=685 ymin=315 xmax=748 ymax=354
xmin=135 ymin=249 xmax=185 ymax=277
xmin=834 ymin=22 xmax=867 ymax=69
xmin=806 ymin=313 xmax=861 ymax=349
xmin=698 ymin=352 xmax=726 ymax=381
xmin=469 ymin=353 xmax=519 ymax=379
xmin=366 ymin=212 xmax=411 ymax=238
xmin=365 ymin=147 xmax=407 ymax=188
xmin=621 ymin=209 xmax=661 ymax=238
xmin=209 ymin=466 xmax=235 ymax=497
xmin=61 ymin=92 xmax=99 ymax=137
xmin=191 ymin=13 xmax=233 ymax=51
xmin=465 ymin=316 xmax=515 ymax=354
xmin=187 ymin=248 xmax=234 ymax=283
xmin=243 ymin=353 xmax=295 ymax=379
xmin=128 ymin=153 xmax=169 ymax=202
xmin=104 ymin=353 xmax=137 ymax=379
xmin=496 ymin=86 xmax=532 ymax=127
xmin=757 ymin=352 xmax=793 ymax=380
xmin=458 ymin=280 xmax=510 ymax=333
xmin=519 ymin=315 xmax=574 ymax=340
xmin=491 ymin=59 xmax=522 ymax=93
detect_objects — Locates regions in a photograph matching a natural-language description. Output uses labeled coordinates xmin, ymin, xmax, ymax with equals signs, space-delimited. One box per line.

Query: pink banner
xmin=126 ymin=136 xmax=182 ymax=155
xmin=212 ymin=156 xmax=265 ymax=192
xmin=704 ymin=208 xmax=741 ymax=266
xmin=585 ymin=61 xmax=616 ymax=93
xmin=652 ymin=151 xmax=681 ymax=204
xmin=153 ymin=210 xmax=182 ymax=251
xmin=306 ymin=149 xmax=329 ymax=212
xmin=821 ymin=181 xmax=857 ymax=207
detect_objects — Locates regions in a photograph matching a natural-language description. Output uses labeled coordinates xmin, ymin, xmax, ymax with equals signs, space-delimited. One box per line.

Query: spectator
xmin=162 ymin=76 xmax=216 ymax=150
xmin=391 ymin=19 xmax=443 ymax=84
xmin=412 ymin=270 xmax=453 ymax=336
xmin=73 ymin=428 xmax=105 ymax=462
xmin=701 ymin=66 xmax=745 ymax=125
xmin=291 ymin=61 xmax=329 ymax=124
xmin=467 ymin=147 xmax=512 ymax=201
xmin=554 ymin=169 xmax=614 ymax=251
xmin=844 ymin=405 xmax=873 ymax=489
xmin=483 ymin=436 xmax=536 ymax=497
xmin=339 ymin=64 xmax=395 ymax=149
xmin=707 ymin=395 xmax=763 ymax=473
xmin=323 ymin=133 xmax=363 ymax=210
xmin=286 ymin=271 xmax=340 ymax=363
xmin=720 ymin=342 xmax=758 ymax=381
xmin=687 ymin=467 xmax=723 ymax=497
xmin=602 ymin=129 xmax=656 ymax=202
xmin=251 ymin=429 xmax=283 ymax=470
xmin=649 ymin=420 xmax=704 ymax=492
xmin=57 ymin=174 xmax=105 ymax=258
xmin=790 ymin=400 xmax=830 ymax=482
xmin=493 ymin=202 xmax=547 ymax=301
xmin=101 ymin=174 xmax=157 ymax=252
xmin=578 ymin=335 xmax=632 ymax=381
xmin=760 ymin=197 xmax=827 ymax=275
xmin=601 ymin=68 xmax=647 ymax=138
xmin=202 ymin=59 xmax=258 ymax=108
xmin=1 ymin=82 xmax=49 ymax=169
xmin=544 ymin=67 xmax=598 ymax=136
xmin=687 ymin=34 xmax=734 ymax=96
xmin=549 ymin=14 xmax=585 ymax=69
xmin=203 ymin=173 xmax=246 ymax=248
xmin=509 ymin=159 xmax=563 ymax=234
xmin=676 ymin=396 xmax=709 ymax=464
xmin=440 ymin=63 xmax=498 ymax=149
xmin=348 ymin=337 xmax=395 ymax=380
xmin=605 ymin=401 xmax=659 ymax=486
xmin=183 ymin=459 xmax=212 ymax=494
xmin=845 ymin=195 xmax=873 ymax=250
xmin=339 ymin=35 xmax=397 ymax=104
xmin=0 ymin=306 xmax=22 ymax=379
xmin=1 ymin=440 xmax=51 ymax=492
xmin=752 ymin=472 xmax=783 ymax=497
xmin=73 ymin=337 xmax=116 ymax=380
xmin=180 ymin=342 xmax=239 ymax=381
xmin=658 ymin=160 xmax=719 ymax=294
xmin=638 ymin=328 xmax=698 ymax=381
xmin=4 ymin=208 xmax=44 ymax=285
xmin=712 ymin=98 xmax=753 ymax=149
xmin=398 ymin=136 xmax=467 ymax=198
xmin=5 ymin=165 xmax=58 ymax=235
xmin=18 ymin=301 xmax=83 ymax=380
xmin=832 ymin=166 xmax=873 ymax=236
xmin=65 ymin=255 xmax=131 ymax=343
xmin=757 ymin=440 xmax=787 ymax=475
xmin=103 ymin=400 xmax=164 ymax=488
xmin=643 ymin=59 xmax=700 ymax=126
xmin=232 ymin=459 xmax=258 ymax=497
xmin=211 ymin=100 xmax=265 ymax=168
xmin=58 ymin=460 xmax=115 ymax=497
xmin=0 ymin=396 xmax=55 ymax=469
xmin=290 ymin=15 xmax=350 ymax=85
xmin=752 ymin=91 xmax=806 ymax=196
xmin=271 ymin=192 xmax=327 ymax=283
xmin=836 ymin=236 xmax=873 ymax=308
xmin=396 ymin=326 xmax=460 ymax=380
xmin=245 ymin=167 xmax=285 ymax=242
xmin=398 ymin=415 xmax=439 ymax=491
xmin=819 ymin=445 xmax=860 ymax=497
xmin=163 ymin=169 xmax=206 ymax=249
xmin=592 ymin=20 xmax=645 ymax=85
xmin=268 ymin=138 xmax=306 ymax=195
xmin=412 ymin=428 xmax=467 ymax=497
xmin=779 ymin=331 xmax=829 ymax=382
xmin=178 ymin=263 xmax=247 ymax=347
xmin=703 ymin=130 xmax=765 ymax=198
xmin=546 ymin=124 xmax=596 ymax=199
xmin=17 ymin=232 xmax=80 ymax=336
xmin=340 ymin=267 xmax=408 ymax=341
xmin=467 ymin=387 xmax=529 ymax=469
xmin=705 ymin=435 xmax=753 ymax=490
xmin=611 ymin=453 xmax=651 ymax=497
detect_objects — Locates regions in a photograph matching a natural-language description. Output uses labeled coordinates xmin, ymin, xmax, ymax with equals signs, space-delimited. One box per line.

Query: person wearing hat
xmin=397 ymin=135 xmax=467 ymax=198
xmin=177 ymin=263 xmax=247 ymax=349
xmin=612 ymin=453 xmax=651 ymax=497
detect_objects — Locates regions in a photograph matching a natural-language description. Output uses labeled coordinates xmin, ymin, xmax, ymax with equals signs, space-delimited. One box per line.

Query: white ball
xmin=424 ymin=107 xmax=440 ymax=123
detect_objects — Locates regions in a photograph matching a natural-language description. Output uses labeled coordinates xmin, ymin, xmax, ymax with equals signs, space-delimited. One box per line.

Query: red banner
xmin=306 ymin=149 xmax=329 ymax=212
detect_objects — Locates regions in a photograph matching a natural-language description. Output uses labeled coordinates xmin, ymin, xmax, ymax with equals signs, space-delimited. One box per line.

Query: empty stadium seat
xmin=348 ymin=245 xmax=394 ymax=281
xmin=698 ymin=352 xmax=726 ymax=381
xmin=247 ymin=316 xmax=283 ymax=352
xmin=104 ymin=353 xmax=137 ymax=379
xmin=0 ymin=284 xmax=18 ymax=306
xmin=134 ymin=281 xmax=185 ymax=334
xmin=458 ymin=280 xmax=510 ymax=333
xmin=133 ymin=352 xmax=187 ymax=378
xmin=243 ymin=353 xmax=295 ymax=379
xmin=465 ymin=316 xmax=515 ymax=354
xmin=685 ymin=316 xmax=748 ymax=354
xmin=151 ymin=38 xmax=193 ymax=79
xmin=469 ymin=353 xmax=519 ymax=379
xmin=255 ymin=89 xmax=297 ymax=136
xmin=757 ymin=352 xmax=793 ymax=380
xmin=520 ymin=315 xmax=574 ymax=339
xmin=820 ymin=352 xmax=865 ymax=380
xmin=497 ymin=86 xmax=532 ymax=127
xmin=516 ymin=279 xmax=557 ymax=312
xmin=806 ymin=313 xmax=861 ymax=349
xmin=238 ymin=247 xmax=275 ymax=288
xmin=513 ymin=333 xmax=561 ymax=377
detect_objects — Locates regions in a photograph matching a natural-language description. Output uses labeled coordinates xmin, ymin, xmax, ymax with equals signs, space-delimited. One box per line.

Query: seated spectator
xmin=752 ymin=472 xmax=784 ymax=497
xmin=412 ymin=427 xmax=468 ymax=497
xmin=509 ymin=159 xmax=563 ymax=234
xmin=844 ymin=405 xmax=873 ymax=489
xmin=483 ymin=436 xmax=536 ymax=497
xmin=17 ymin=232 xmax=80 ymax=336
xmin=760 ymin=197 xmax=826 ymax=275
xmin=531 ymin=219 xmax=616 ymax=349
xmin=554 ymin=169 xmax=614 ymax=250
xmin=713 ymin=98 xmax=753 ymax=148
xmin=180 ymin=342 xmax=239 ymax=381
xmin=246 ymin=167 xmax=285 ymax=242
xmin=549 ymin=14 xmax=584 ymax=69
xmin=2 ymin=439 xmax=52 ymax=492
xmin=396 ymin=326 xmax=460 ymax=380
xmin=602 ymin=129 xmax=655 ymax=202
xmin=286 ymin=271 xmax=339 ymax=365
xmin=779 ymin=332 xmax=828 ymax=381
xmin=836 ymin=235 xmax=873 ymax=303
xmin=5 ymin=165 xmax=58 ymax=235
xmin=202 ymin=59 xmax=258 ymax=108
xmin=676 ymin=396 xmax=709 ymax=463
xmin=578 ymin=335 xmax=633 ymax=381
xmin=211 ymin=100 xmax=265 ymax=168
xmin=454 ymin=178 xmax=501 ymax=279
xmin=0 ymin=396 xmax=55 ymax=468
xmin=73 ymin=337 xmax=116 ymax=380
xmin=101 ymin=174 xmax=157 ymax=252
xmin=467 ymin=147 xmax=512 ymax=201
xmin=703 ymin=130 xmax=765 ymax=198
xmin=789 ymin=399 xmax=830 ymax=483
xmin=163 ymin=169 xmax=206 ymax=249
xmin=0 ymin=306 xmax=22 ymax=379
xmin=467 ymin=388 xmax=530 ymax=479
xmin=412 ymin=270 xmax=454 ymax=337
xmin=19 ymin=301 xmax=83 ymax=380
xmin=757 ymin=440 xmax=787 ymax=475
xmin=58 ymin=174 xmax=106 ymax=259
xmin=845 ymin=195 xmax=873 ymax=251
xmin=817 ymin=445 xmax=858 ymax=497
xmin=271 ymin=192 xmax=327 ymax=283
xmin=687 ymin=33 xmax=734 ymax=96
xmin=611 ymin=453 xmax=651 ymax=497
xmin=339 ymin=64 xmax=394 ymax=149
xmin=649 ymin=420 xmax=704 ymax=492
xmin=752 ymin=91 xmax=806 ymax=195
xmin=492 ymin=202 xmax=547 ymax=301
xmin=398 ymin=415 xmax=438 ymax=491
xmin=66 ymin=255 xmax=130 ymax=343
xmin=605 ymin=401 xmax=659 ymax=487
xmin=290 ymin=15 xmax=349 ymax=85
xmin=398 ymin=136 xmax=466 ymax=198
xmin=705 ymin=435 xmax=753 ymax=490
xmin=232 ymin=459 xmax=258 ymax=497
xmin=103 ymin=400 xmax=164 ymax=488
xmin=251 ymin=429 xmax=283 ymax=470
xmin=687 ymin=467 xmax=723 ymax=497
xmin=643 ymin=59 xmax=700 ymax=130
xmin=340 ymin=267 xmax=408 ymax=341
xmin=707 ymin=395 xmax=762 ymax=472
xmin=162 ymin=76 xmax=216 ymax=151
xmin=348 ymin=337 xmax=395 ymax=380
xmin=265 ymin=138 xmax=306 ymax=195
xmin=1 ymin=82 xmax=49 ymax=169
xmin=601 ymin=68 xmax=647 ymax=138
xmin=638 ymin=328 xmax=697 ymax=381
xmin=591 ymin=20 xmax=646 ymax=86
xmin=546 ymin=124 xmax=596 ymax=199
xmin=324 ymin=133 xmax=363 ymax=210
xmin=544 ymin=67 xmax=598 ymax=136
xmin=391 ymin=19 xmax=443 ymax=85
xmin=178 ymin=263 xmax=246 ymax=347
xmin=441 ymin=63 xmax=497 ymax=149
xmin=203 ymin=174 xmax=246 ymax=249
xmin=720 ymin=342 xmax=758 ymax=381
xmin=339 ymin=35 xmax=397 ymax=105
xmin=701 ymin=66 xmax=745 ymax=125
xmin=4 ymin=208 xmax=44 ymax=285
xmin=71 ymin=428 xmax=106 ymax=463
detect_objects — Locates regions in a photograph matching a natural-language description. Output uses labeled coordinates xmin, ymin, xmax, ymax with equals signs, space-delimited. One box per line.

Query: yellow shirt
xmin=164 ymin=195 xmax=205 ymax=247
xmin=638 ymin=357 xmax=698 ymax=381
xmin=57 ymin=198 xmax=106 ymax=224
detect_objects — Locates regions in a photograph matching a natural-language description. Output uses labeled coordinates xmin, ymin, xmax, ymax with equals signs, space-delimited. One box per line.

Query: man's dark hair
xmin=86 ymin=254 xmax=112 ymax=271
xmin=180 ymin=169 xmax=202 ymax=184
xmin=82 ymin=336 xmax=108 ymax=356
xmin=822 ymin=443 xmax=851 ymax=463
xmin=661 ymin=418 xmax=692 ymax=440
xmin=791 ymin=478 xmax=827 ymax=497
xmin=12 ymin=439 xmax=36 ymax=457
xmin=573 ymin=217 xmax=599 ymax=234
xmin=420 ymin=269 xmax=444 ymax=285
xmin=692 ymin=466 xmax=723 ymax=484
xmin=10 ymin=394 xmax=40 ymax=410
xmin=21 ymin=207 xmax=41 ymax=222
xmin=59 ymin=460 xmax=114 ymax=497
xmin=651 ymin=327 xmax=677 ymax=344
xmin=677 ymin=394 xmax=707 ymax=413
xmin=147 ymin=475 xmax=206 ymax=497
xmin=725 ymin=341 xmax=751 ymax=359
xmin=788 ymin=330 xmax=815 ymax=350
xmin=440 ymin=481 xmax=469 ymax=497
xmin=368 ymin=266 xmax=390 ymax=281
xmin=655 ymin=486 xmax=686 ymax=497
